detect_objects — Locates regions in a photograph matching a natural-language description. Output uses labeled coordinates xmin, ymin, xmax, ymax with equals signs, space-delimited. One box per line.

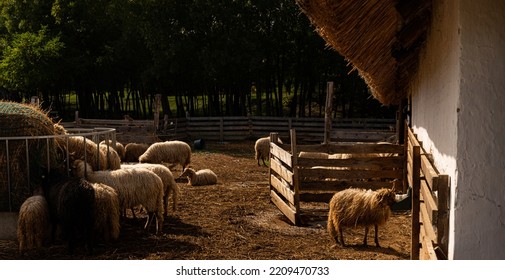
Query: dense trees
xmin=0 ymin=0 xmax=396 ymax=120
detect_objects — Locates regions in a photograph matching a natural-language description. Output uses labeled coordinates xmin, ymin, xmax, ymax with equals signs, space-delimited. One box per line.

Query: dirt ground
xmin=0 ymin=141 xmax=411 ymax=260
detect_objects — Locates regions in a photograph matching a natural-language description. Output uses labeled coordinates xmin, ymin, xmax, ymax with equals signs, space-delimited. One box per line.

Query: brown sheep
xmin=327 ymin=187 xmax=396 ymax=247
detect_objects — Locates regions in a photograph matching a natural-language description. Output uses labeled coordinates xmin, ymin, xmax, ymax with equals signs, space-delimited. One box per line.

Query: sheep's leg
xmin=144 ymin=212 xmax=153 ymax=230
xmin=131 ymin=207 xmax=137 ymax=219
xmin=363 ymin=226 xmax=369 ymax=246
xmin=327 ymin=217 xmax=339 ymax=244
xmin=374 ymin=224 xmax=380 ymax=247
xmin=338 ymin=228 xmax=346 ymax=247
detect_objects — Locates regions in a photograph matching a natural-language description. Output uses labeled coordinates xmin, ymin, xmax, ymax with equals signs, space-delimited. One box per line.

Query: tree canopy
xmin=0 ymin=0 xmax=396 ymax=120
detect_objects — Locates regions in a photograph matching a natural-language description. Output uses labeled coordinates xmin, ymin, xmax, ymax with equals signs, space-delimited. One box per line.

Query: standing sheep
xmin=121 ymin=163 xmax=180 ymax=216
xmin=17 ymin=195 xmax=51 ymax=254
xmin=61 ymin=136 xmax=107 ymax=170
xmin=100 ymin=139 xmax=126 ymax=161
xmin=179 ymin=167 xmax=217 ymax=186
xmin=91 ymin=182 xmax=121 ymax=242
xmin=99 ymin=144 xmax=121 ymax=170
xmin=255 ymin=136 xmax=283 ymax=166
xmin=139 ymin=140 xmax=191 ymax=171
xmin=124 ymin=142 xmax=150 ymax=162
xmin=327 ymin=187 xmax=396 ymax=247
xmin=41 ymin=170 xmax=96 ymax=254
xmin=73 ymin=160 xmax=164 ymax=234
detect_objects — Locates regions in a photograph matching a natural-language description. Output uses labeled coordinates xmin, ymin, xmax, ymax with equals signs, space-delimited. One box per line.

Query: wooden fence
xmin=72 ymin=113 xmax=396 ymax=144
xmin=73 ymin=111 xmax=160 ymax=144
xmin=268 ymin=129 xmax=404 ymax=225
xmin=183 ymin=116 xmax=396 ymax=143
xmin=269 ymin=125 xmax=450 ymax=260
xmin=406 ymin=123 xmax=449 ymax=260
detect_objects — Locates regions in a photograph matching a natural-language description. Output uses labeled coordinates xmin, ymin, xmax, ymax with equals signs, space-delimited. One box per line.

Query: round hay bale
xmin=0 ymin=101 xmax=61 ymax=212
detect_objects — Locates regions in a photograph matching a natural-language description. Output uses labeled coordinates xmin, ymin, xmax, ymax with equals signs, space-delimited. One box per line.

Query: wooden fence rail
xmin=73 ymin=113 xmax=397 ymax=144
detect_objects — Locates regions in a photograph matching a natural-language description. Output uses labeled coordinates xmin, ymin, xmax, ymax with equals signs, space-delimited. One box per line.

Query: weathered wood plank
xmin=299 ymin=168 xmax=403 ymax=180
xmin=420 ymin=226 xmax=438 ymax=260
xmin=270 ymin=174 xmax=295 ymax=205
xmin=421 ymin=179 xmax=438 ymax=221
xmin=270 ymin=190 xmax=297 ymax=225
xmin=297 ymin=156 xmax=404 ymax=170
xmin=421 ymin=153 xmax=439 ymax=191
xmin=297 ymin=143 xmax=404 ymax=154
xmin=270 ymin=157 xmax=294 ymax=185
xmin=301 ymin=180 xmax=396 ymax=191
xmin=300 ymin=192 xmax=335 ymax=203
xmin=270 ymin=142 xmax=292 ymax=167
xmin=420 ymin=202 xmax=437 ymax=242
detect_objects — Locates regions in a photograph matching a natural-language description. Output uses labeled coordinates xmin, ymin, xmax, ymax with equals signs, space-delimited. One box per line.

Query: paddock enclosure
xmin=269 ymin=124 xmax=449 ymax=260
xmin=1 ymin=101 xmax=448 ymax=260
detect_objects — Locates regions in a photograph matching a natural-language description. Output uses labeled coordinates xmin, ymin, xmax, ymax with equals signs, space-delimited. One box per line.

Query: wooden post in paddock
xmin=154 ymin=94 xmax=161 ymax=131
xmin=290 ymin=129 xmax=301 ymax=225
xmin=324 ymin=82 xmax=334 ymax=144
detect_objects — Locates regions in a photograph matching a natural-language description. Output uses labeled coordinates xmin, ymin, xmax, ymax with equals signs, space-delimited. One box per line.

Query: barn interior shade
xmin=295 ymin=0 xmax=432 ymax=105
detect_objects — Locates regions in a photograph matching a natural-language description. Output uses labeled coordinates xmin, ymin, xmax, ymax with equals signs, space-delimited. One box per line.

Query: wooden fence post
xmin=290 ymin=128 xmax=301 ymax=225
xmin=324 ymin=82 xmax=334 ymax=144
xmin=75 ymin=111 xmax=80 ymax=127
xmin=437 ymin=174 xmax=450 ymax=258
xmin=219 ymin=118 xmax=224 ymax=142
xmin=154 ymin=94 xmax=161 ymax=131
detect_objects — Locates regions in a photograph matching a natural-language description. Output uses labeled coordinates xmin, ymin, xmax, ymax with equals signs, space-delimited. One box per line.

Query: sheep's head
xmin=376 ymin=188 xmax=396 ymax=208
xmin=179 ymin=167 xmax=195 ymax=178
xmin=71 ymin=159 xmax=92 ymax=178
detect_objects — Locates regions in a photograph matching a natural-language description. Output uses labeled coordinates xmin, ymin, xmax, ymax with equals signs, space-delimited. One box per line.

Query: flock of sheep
xmin=17 ymin=128 xmax=218 ymax=255
xmin=17 ymin=133 xmax=402 ymax=256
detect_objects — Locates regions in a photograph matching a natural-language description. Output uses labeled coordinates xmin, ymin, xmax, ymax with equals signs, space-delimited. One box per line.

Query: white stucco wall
xmin=411 ymin=0 xmax=505 ymax=259
xmin=456 ymin=0 xmax=505 ymax=259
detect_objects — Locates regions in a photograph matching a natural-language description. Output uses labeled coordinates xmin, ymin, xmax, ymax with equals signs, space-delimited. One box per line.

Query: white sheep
xmin=99 ymin=144 xmax=121 ymax=170
xmin=180 ymin=167 xmax=217 ymax=186
xmin=72 ymin=159 xmax=164 ymax=234
xmin=139 ymin=140 xmax=191 ymax=171
xmin=60 ymin=136 xmax=107 ymax=170
xmin=255 ymin=136 xmax=283 ymax=166
xmin=100 ymin=139 xmax=126 ymax=161
xmin=91 ymin=182 xmax=121 ymax=242
xmin=17 ymin=195 xmax=51 ymax=254
xmin=121 ymin=163 xmax=180 ymax=217
xmin=327 ymin=187 xmax=396 ymax=247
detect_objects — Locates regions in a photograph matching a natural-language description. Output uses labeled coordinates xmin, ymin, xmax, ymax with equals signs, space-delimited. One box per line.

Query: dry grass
xmin=0 ymin=141 xmax=411 ymax=260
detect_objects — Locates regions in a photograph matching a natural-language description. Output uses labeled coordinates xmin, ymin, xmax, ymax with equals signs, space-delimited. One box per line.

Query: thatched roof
xmin=296 ymin=0 xmax=432 ymax=105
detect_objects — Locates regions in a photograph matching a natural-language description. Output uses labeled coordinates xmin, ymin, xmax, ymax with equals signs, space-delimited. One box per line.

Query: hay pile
xmin=0 ymin=101 xmax=61 ymax=212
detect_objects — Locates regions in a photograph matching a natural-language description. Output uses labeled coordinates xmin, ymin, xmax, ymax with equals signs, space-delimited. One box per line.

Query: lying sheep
xmin=121 ymin=163 xmax=180 ymax=217
xmin=179 ymin=167 xmax=217 ymax=186
xmin=91 ymin=183 xmax=120 ymax=242
xmin=139 ymin=140 xmax=191 ymax=171
xmin=124 ymin=142 xmax=150 ymax=162
xmin=17 ymin=195 xmax=51 ymax=254
xmin=100 ymin=140 xmax=126 ymax=161
xmin=73 ymin=159 xmax=164 ymax=234
xmin=255 ymin=136 xmax=283 ymax=166
xmin=327 ymin=187 xmax=396 ymax=247
xmin=42 ymin=170 xmax=96 ymax=254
